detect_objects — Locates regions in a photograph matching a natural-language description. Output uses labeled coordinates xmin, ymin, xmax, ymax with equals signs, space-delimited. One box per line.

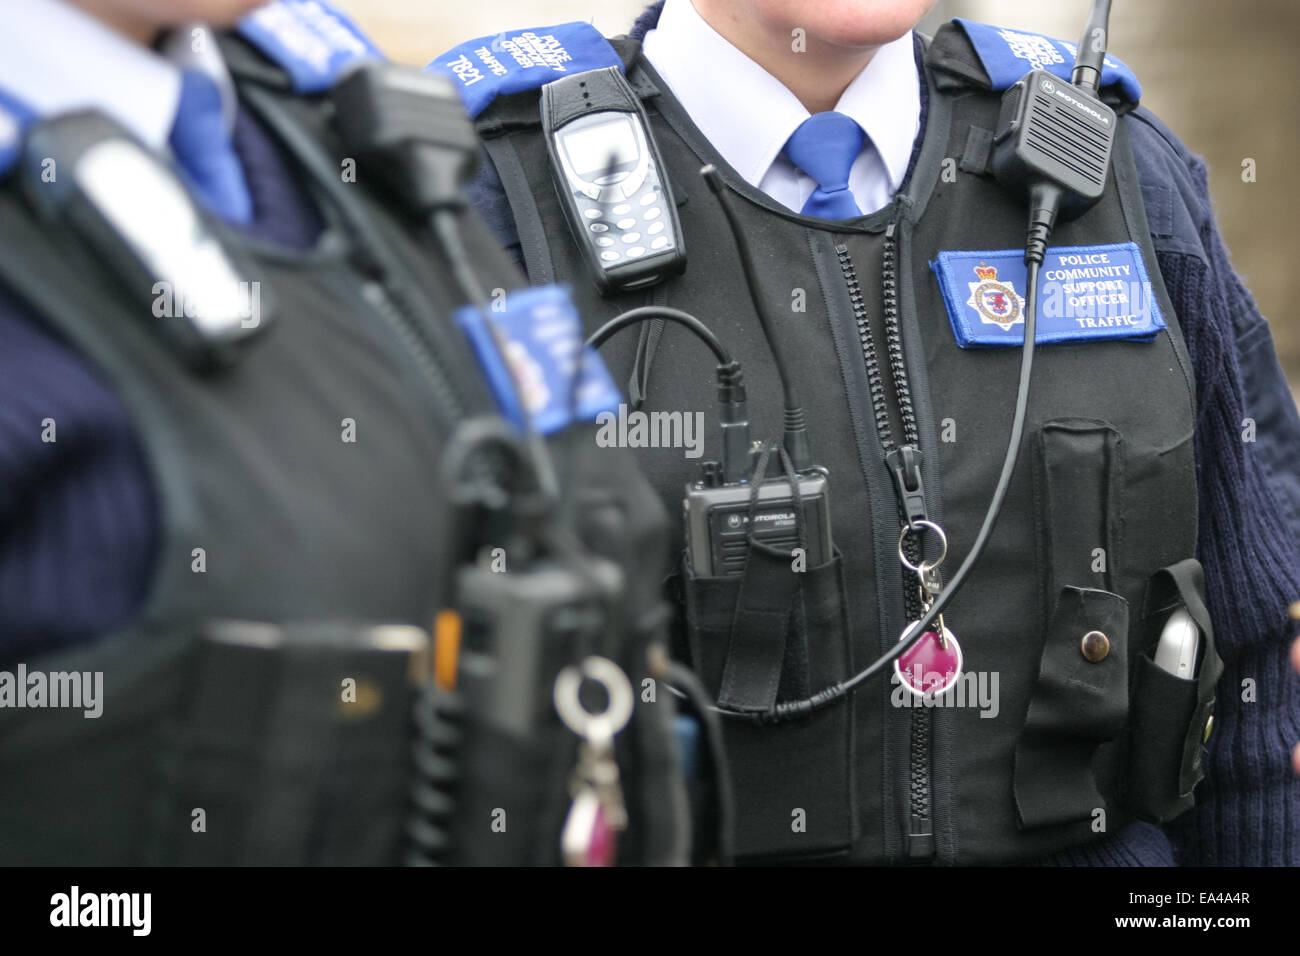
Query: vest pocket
xmin=681 ymin=543 xmax=854 ymax=859
xmin=1122 ymin=559 xmax=1222 ymax=823
xmin=150 ymin=621 xmax=422 ymax=864
xmin=1013 ymin=585 xmax=1131 ymax=829
xmin=1014 ymin=417 xmax=1132 ymax=829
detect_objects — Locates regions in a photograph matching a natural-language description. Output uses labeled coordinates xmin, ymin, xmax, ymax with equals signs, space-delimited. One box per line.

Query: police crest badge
xmin=966 ymin=264 xmax=1025 ymax=330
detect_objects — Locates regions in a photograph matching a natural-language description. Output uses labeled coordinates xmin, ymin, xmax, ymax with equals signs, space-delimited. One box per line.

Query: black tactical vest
xmin=471 ymin=28 xmax=1219 ymax=864
xmin=0 ymin=32 xmax=684 ymax=866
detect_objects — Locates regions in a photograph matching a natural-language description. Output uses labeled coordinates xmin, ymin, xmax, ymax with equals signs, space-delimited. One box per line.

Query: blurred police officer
xmin=0 ymin=0 xmax=687 ymax=866
xmin=439 ymin=0 xmax=1300 ymax=865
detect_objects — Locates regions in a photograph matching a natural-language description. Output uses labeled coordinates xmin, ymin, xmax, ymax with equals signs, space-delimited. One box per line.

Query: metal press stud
xmin=1080 ymin=630 xmax=1110 ymax=663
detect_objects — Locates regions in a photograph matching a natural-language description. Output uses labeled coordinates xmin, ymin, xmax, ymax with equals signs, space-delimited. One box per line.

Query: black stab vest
xmin=0 ymin=34 xmax=686 ymax=866
xmin=473 ymin=32 xmax=1209 ymax=864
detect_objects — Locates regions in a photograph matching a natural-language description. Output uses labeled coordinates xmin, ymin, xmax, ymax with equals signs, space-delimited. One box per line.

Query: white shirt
xmin=641 ymin=0 xmax=921 ymax=215
xmin=0 ymin=0 xmax=235 ymax=151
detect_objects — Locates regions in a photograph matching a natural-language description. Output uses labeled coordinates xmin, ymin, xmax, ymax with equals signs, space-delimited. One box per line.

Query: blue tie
xmin=782 ymin=111 xmax=866 ymax=220
xmin=168 ymin=69 xmax=253 ymax=224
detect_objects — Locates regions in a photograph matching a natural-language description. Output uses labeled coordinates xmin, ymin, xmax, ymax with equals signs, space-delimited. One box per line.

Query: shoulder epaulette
xmin=931 ymin=18 xmax=1141 ymax=104
xmin=425 ymin=22 xmax=624 ymax=118
xmin=235 ymin=0 xmax=383 ymax=93
xmin=0 ymin=89 xmax=36 ymax=178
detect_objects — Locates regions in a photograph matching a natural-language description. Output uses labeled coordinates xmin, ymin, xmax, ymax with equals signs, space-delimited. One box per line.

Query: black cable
xmin=431 ymin=208 xmax=561 ymax=504
xmin=664 ymin=660 xmax=735 ymax=866
xmin=1071 ymin=0 xmax=1113 ymax=93
xmin=430 ymin=208 xmax=492 ymax=309
xmin=585 ymin=305 xmax=751 ymax=484
xmin=585 ymin=306 xmax=732 ymax=365
xmin=405 ymin=684 xmax=463 ymax=866
xmin=702 ymin=165 xmax=813 ymax=473
xmin=700 ymin=166 xmax=798 ymax=420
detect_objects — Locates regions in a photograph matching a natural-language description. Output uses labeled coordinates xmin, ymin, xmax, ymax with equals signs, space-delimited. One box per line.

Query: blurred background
xmin=335 ymin=0 xmax=1300 ymax=399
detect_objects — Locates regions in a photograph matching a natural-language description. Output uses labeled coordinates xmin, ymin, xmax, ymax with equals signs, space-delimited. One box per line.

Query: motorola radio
xmin=684 ymin=470 xmax=833 ymax=577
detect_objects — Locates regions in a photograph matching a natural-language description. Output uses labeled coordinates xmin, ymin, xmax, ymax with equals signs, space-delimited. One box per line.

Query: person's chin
xmin=165 ymin=0 xmax=269 ymax=29
xmin=804 ymin=2 xmax=934 ymax=50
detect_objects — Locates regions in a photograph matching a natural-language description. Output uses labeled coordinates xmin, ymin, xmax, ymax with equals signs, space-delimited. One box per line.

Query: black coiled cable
xmin=405 ymin=685 xmax=464 ymax=866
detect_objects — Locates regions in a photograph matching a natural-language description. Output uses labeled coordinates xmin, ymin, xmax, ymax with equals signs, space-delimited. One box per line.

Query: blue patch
xmin=0 ymin=87 xmax=36 ymax=178
xmin=955 ymin=18 xmax=1141 ymax=103
xmin=931 ymin=242 xmax=1165 ymax=348
xmin=456 ymin=284 xmax=621 ymax=435
xmin=426 ymin=22 xmax=623 ymax=118
xmin=236 ymin=0 xmax=383 ymax=93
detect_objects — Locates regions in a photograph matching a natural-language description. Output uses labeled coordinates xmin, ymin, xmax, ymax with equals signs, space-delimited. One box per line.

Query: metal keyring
xmin=897 ymin=519 xmax=948 ymax=574
xmin=553 ymin=655 xmax=634 ymax=741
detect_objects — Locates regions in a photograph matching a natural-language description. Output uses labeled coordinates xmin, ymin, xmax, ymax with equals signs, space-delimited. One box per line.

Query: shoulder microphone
xmin=991 ymin=0 xmax=1117 ymax=247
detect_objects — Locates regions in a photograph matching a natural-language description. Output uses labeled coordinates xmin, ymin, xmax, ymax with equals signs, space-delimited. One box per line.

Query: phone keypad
xmin=579 ymin=182 xmax=675 ymax=268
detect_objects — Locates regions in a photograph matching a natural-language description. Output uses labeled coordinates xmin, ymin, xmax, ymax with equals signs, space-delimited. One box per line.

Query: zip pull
xmin=885 ymin=444 xmax=927 ymax=528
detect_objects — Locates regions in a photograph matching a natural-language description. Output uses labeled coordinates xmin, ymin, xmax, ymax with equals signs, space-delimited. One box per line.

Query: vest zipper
xmin=835 ymin=225 xmax=938 ymax=861
xmin=232 ymin=82 xmax=471 ymax=430
xmin=359 ymin=278 xmax=466 ymax=428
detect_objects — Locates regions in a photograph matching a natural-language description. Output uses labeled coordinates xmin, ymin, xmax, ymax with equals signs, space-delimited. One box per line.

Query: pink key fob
xmin=895 ymin=622 xmax=962 ymax=698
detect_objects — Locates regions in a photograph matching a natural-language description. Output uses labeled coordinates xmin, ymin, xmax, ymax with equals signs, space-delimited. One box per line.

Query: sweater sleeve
xmin=465 ymin=146 xmax=526 ymax=275
xmin=0 ymin=285 xmax=158 ymax=662
xmin=1129 ymin=109 xmax=1300 ymax=865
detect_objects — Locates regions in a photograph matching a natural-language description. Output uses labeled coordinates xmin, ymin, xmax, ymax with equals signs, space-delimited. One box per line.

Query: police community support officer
xmin=0 ymin=0 xmax=683 ymax=865
xmin=436 ymin=0 xmax=1300 ymax=865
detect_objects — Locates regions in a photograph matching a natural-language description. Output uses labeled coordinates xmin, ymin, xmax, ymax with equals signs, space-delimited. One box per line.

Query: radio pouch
xmin=679 ymin=444 xmax=855 ymax=859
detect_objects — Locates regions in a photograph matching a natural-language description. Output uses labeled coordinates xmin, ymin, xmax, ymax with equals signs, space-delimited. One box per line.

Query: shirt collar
xmin=834 ymin=31 xmax=921 ymax=193
xmin=641 ymin=0 xmax=920 ymax=193
xmin=0 ymin=0 xmax=236 ymax=153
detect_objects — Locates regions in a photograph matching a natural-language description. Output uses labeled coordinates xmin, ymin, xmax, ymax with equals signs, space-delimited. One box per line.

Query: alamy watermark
xmin=890 ymin=668 xmax=1000 ymax=718
xmin=152 ymin=278 xmax=262 ymax=329
xmin=50 ymin=886 xmax=150 ymax=936
xmin=595 ymin=403 xmax=705 ymax=459
xmin=0 ymin=664 xmax=103 ymax=718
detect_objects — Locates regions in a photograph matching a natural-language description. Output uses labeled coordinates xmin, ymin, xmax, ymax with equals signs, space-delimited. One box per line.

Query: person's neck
xmin=691 ymin=0 xmax=878 ymax=114
xmin=69 ymin=0 xmax=163 ymax=47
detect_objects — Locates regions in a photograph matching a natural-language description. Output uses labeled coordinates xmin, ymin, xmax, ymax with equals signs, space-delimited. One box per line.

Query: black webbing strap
xmin=717 ymin=444 xmax=807 ymax=712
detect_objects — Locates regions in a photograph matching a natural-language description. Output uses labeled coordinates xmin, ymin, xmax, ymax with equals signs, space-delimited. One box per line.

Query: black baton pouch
xmin=1123 ymin=559 xmax=1222 ymax=823
xmin=1014 ymin=419 xmax=1133 ymax=829
xmin=680 ymin=448 xmax=854 ymax=860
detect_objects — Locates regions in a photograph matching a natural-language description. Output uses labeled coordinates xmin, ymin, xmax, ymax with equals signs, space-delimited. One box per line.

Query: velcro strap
xmin=717 ymin=539 xmax=801 ymax=712
xmin=958 ymin=125 xmax=994 ymax=174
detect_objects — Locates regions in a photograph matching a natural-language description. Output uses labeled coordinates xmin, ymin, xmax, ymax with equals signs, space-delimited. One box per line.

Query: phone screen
xmin=562 ymin=116 xmax=640 ymax=180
